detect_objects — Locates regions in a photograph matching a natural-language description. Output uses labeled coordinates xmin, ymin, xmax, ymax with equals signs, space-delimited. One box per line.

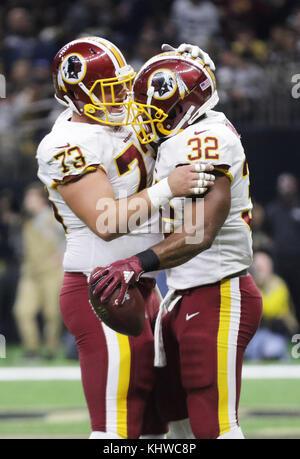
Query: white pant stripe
xmin=227 ymin=277 xmax=241 ymax=428
xmin=102 ymin=323 xmax=120 ymax=434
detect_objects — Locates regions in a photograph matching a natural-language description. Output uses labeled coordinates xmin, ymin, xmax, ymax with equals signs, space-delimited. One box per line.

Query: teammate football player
xmin=90 ymin=50 xmax=263 ymax=439
xmin=36 ymin=37 xmax=215 ymax=439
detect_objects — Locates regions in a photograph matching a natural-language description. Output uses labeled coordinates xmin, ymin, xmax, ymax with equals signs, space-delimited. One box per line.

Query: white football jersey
xmin=154 ymin=110 xmax=253 ymax=289
xmin=37 ymin=109 xmax=162 ymax=276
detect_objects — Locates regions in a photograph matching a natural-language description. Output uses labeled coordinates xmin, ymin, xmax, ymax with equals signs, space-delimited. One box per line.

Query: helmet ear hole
xmin=167 ymin=104 xmax=183 ymax=126
xmin=168 ymin=108 xmax=176 ymax=120
xmin=68 ymin=89 xmax=76 ymax=100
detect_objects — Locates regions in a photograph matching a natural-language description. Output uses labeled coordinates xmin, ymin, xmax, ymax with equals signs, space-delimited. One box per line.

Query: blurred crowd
xmin=249 ymin=173 xmax=300 ymax=360
xmin=1 ymin=0 xmax=300 ymax=188
xmin=0 ymin=0 xmax=300 ymax=361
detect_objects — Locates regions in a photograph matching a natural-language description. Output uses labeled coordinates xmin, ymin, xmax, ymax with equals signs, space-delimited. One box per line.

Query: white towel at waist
xmin=154 ymin=289 xmax=182 ymax=367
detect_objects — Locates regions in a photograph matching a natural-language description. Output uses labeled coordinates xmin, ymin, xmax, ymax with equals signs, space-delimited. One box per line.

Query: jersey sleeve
xmin=37 ymin=133 xmax=107 ymax=189
xmin=208 ymin=129 xmax=234 ymax=183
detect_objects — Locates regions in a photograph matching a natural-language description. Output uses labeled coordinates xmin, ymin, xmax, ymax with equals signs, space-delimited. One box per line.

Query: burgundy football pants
xmin=60 ymin=272 xmax=166 ymax=438
xmin=156 ymin=274 xmax=263 ymax=439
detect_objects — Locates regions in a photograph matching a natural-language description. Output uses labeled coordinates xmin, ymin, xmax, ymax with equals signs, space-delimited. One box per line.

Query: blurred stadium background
xmin=0 ymin=0 xmax=300 ymax=439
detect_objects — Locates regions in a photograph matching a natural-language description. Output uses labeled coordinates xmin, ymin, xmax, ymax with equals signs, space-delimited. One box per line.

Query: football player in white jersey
xmin=90 ymin=51 xmax=263 ymax=439
xmin=36 ymin=37 xmax=216 ymax=439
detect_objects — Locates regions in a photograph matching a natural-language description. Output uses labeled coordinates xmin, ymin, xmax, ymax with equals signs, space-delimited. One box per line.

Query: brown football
xmin=88 ymin=268 xmax=145 ymax=337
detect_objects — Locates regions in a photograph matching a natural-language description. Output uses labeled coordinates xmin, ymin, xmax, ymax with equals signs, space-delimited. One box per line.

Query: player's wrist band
xmin=135 ymin=249 xmax=160 ymax=272
xmin=147 ymin=177 xmax=173 ymax=208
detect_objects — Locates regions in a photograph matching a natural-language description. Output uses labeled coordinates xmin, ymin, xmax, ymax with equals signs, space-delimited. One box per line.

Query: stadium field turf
xmin=0 ymin=379 xmax=299 ymax=438
xmin=1 ymin=347 xmax=300 ymax=439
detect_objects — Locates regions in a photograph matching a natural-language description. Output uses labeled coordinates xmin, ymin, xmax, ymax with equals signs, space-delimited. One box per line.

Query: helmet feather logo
xmin=149 ymin=69 xmax=177 ymax=100
xmin=61 ymin=53 xmax=87 ymax=85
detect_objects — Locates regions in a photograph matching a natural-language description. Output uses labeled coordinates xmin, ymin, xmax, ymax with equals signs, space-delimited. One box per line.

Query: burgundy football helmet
xmin=52 ymin=36 xmax=136 ymax=125
xmin=130 ymin=51 xmax=219 ymax=143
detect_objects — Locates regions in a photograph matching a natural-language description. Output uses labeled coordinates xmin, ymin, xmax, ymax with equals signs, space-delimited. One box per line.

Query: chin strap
xmin=55 ymin=94 xmax=82 ymax=115
xmin=106 ymin=106 xmax=127 ymax=123
xmin=188 ymin=90 xmax=219 ymax=125
xmin=157 ymin=90 xmax=219 ymax=141
xmin=157 ymin=105 xmax=196 ymax=140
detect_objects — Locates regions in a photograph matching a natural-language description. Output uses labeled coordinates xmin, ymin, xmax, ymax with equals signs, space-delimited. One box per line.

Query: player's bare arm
xmin=57 ymin=162 xmax=215 ymax=241
xmin=90 ymin=174 xmax=230 ymax=303
xmin=150 ymin=174 xmax=230 ymax=269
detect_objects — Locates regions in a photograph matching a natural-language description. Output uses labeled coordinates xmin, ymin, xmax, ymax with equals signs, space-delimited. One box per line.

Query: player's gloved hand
xmin=161 ymin=43 xmax=216 ymax=71
xmin=89 ymin=256 xmax=144 ymax=306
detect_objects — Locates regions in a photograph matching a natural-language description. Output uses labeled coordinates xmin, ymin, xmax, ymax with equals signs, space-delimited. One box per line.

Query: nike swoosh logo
xmin=194 ymin=130 xmax=209 ymax=135
xmin=55 ymin=143 xmax=70 ymax=149
xmin=186 ymin=312 xmax=200 ymax=321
